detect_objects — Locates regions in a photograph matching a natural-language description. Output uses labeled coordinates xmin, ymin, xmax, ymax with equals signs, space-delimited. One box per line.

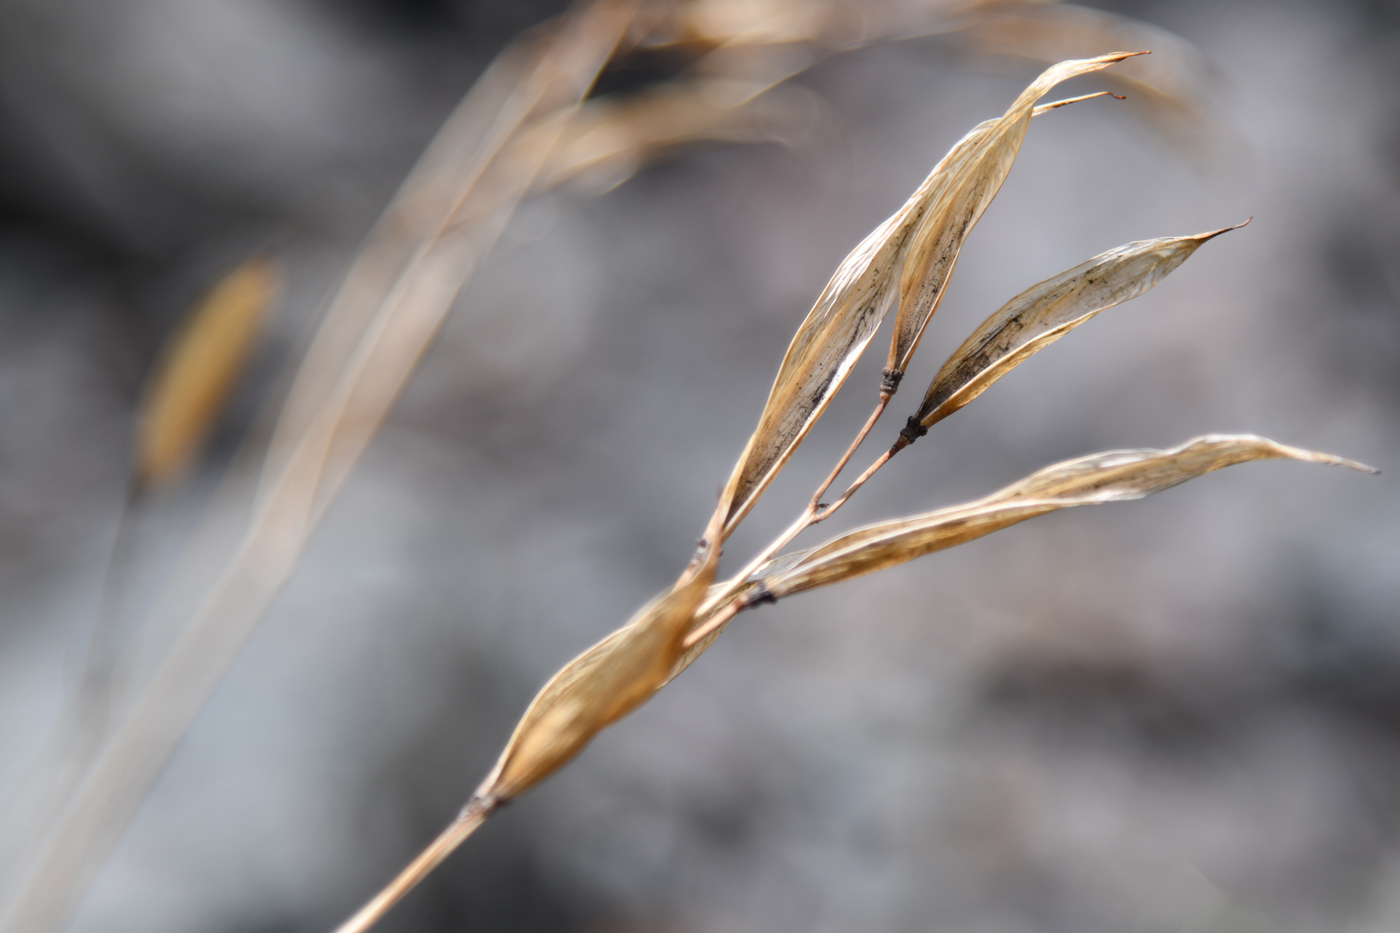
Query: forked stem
xmin=682 ymin=588 xmax=748 ymax=649
xmin=818 ymin=447 xmax=895 ymax=519
xmin=334 ymin=797 xmax=497 ymax=933
xmin=695 ymin=398 xmax=896 ymax=622
xmin=808 ymin=396 xmax=888 ymax=508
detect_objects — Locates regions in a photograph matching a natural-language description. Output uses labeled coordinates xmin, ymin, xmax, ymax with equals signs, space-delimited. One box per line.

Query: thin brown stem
xmin=818 ymin=448 xmax=896 ymax=521
xmin=696 ymin=398 xmax=895 ymax=620
xmin=333 ymin=798 xmax=497 ymax=933
xmin=682 ymin=591 xmax=746 ymax=650
xmin=808 ymin=397 xmax=888 ymax=508
xmin=692 ymin=444 xmax=903 ymax=639
xmin=697 ymin=506 xmax=812 ymax=619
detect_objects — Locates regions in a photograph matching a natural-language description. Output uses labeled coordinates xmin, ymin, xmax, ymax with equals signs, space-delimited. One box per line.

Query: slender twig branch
xmin=697 ymin=396 xmax=895 ymax=621
xmin=682 ymin=590 xmax=749 ymax=650
xmin=808 ymin=397 xmax=888 ymax=508
xmin=333 ymin=798 xmax=497 ymax=933
xmin=817 ymin=447 xmax=896 ymax=521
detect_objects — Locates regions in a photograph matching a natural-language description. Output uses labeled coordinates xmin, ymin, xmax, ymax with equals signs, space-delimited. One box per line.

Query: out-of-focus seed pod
xmin=133 ymin=256 xmax=278 ymax=489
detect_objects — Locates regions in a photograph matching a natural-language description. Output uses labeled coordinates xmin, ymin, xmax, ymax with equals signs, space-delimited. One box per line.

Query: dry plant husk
xmin=757 ymin=436 xmax=1376 ymax=599
xmin=331 ymin=40 xmax=1329 ymax=933
xmin=885 ymin=51 xmax=1146 ymax=384
xmin=898 ymin=222 xmax=1248 ymax=445
xmin=134 ymin=256 xmax=278 ymax=489
xmin=714 ymin=52 xmax=1143 ymax=535
xmin=0 ymin=2 xmax=1305 ymax=932
xmin=676 ymin=436 xmax=1375 ymax=658
xmin=476 ymin=536 xmax=719 ymax=801
xmin=680 ymin=220 xmax=1240 ymax=649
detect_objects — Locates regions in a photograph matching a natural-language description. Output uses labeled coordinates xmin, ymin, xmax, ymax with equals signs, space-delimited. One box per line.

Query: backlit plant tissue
xmin=329 ymin=47 xmax=1374 ymax=933
xmin=0 ymin=3 xmax=1380 ymax=933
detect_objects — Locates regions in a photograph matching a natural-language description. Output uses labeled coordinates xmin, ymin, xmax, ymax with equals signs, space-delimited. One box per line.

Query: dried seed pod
xmin=757 ymin=435 xmax=1375 ymax=599
xmin=134 ymin=256 xmax=278 ymax=489
xmin=884 ymin=51 xmax=1146 ymax=387
xmin=895 ymin=222 xmax=1246 ymax=449
xmin=475 ymin=537 xmax=719 ymax=803
xmin=712 ymin=56 xmax=1135 ymax=537
xmin=711 ymin=183 xmax=914 ymax=534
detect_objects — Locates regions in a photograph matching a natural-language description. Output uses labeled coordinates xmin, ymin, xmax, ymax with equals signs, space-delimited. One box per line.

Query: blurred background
xmin=0 ymin=0 xmax=1397 ymax=931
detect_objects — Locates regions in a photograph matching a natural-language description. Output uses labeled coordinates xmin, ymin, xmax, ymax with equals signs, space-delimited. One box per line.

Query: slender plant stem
xmin=807 ymin=397 xmax=887 ymax=508
xmin=701 ymin=507 xmax=810 ymax=617
xmin=696 ymin=398 xmax=893 ymax=621
xmin=682 ymin=587 xmax=748 ymax=649
xmin=0 ymin=482 xmax=138 ymax=888
xmin=695 ymin=441 xmax=902 ymax=628
xmin=334 ymin=798 xmax=496 ymax=933
xmin=819 ymin=448 xmax=895 ymax=518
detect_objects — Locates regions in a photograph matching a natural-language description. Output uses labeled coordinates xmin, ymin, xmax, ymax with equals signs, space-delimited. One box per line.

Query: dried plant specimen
xmin=329 ymin=49 xmax=1374 ymax=933
xmin=1 ymin=4 xmax=1373 ymax=933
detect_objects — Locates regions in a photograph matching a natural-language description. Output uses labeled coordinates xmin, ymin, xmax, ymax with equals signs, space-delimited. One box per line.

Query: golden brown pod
xmin=133 ymin=256 xmax=278 ymax=489
xmin=894 ymin=222 xmax=1247 ymax=449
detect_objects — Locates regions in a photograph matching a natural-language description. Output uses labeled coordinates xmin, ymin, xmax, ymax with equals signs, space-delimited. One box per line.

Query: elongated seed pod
xmin=713 ymin=54 xmax=1141 ymax=537
xmin=763 ymin=435 xmax=1374 ymax=598
xmin=134 ymin=256 xmax=278 ymax=489
xmin=894 ymin=221 xmax=1247 ymax=449
xmin=884 ymin=51 xmax=1146 ymax=389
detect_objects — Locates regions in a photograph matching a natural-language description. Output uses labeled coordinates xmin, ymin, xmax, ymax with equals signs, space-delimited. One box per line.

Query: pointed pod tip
xmin=1071 ymin=50 xmax=1150 ymax=70
xmin=1290 ymin=447 xmax=1380 ymax=475
xmin=1325 ymin=455 xmax=1380 ymax=475
xmin=1196 ymin=217 xmax=1252 ymax=242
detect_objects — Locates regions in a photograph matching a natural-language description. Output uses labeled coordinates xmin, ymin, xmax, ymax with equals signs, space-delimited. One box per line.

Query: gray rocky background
xmin=0 ymin=1 xmax=1398 ymax=931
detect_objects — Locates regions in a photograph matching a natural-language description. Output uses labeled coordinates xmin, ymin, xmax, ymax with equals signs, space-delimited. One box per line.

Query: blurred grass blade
xmin=896 ymin=222 xmax=1246 ymax=447
xmin=134 ymin=256 xmax=278 ymax=489
xmin=522 ymin=77 xmax=825 ymax=194
xmin=0 ymin=257 xmax=277 ymax=890
xmin=885 ymin=51 xmax=1144 ymax=384
xmin=0 ymin=5 xmax=639 ymax=933
xmin=760 ymin=435 xmax=1375 ymax=599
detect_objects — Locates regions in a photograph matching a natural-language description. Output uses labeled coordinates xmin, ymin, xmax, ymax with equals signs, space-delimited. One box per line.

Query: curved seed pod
xmin=760 ymin=435 xmax=1375 ymax=599
xmin=895 ymin=221 xmax=1246 ymax=449
xmin=884 ymin=50 xmax=1145 ymax=388
xmin=710 ymin=76 xmax=1124 ymax=537
xmin=711 ymin=172 xmax=925 ymax=535
xmin=475 ymin=538 xmax=718 ymax=803
xmin=134 ymin=256 xmax=278 ymax=489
